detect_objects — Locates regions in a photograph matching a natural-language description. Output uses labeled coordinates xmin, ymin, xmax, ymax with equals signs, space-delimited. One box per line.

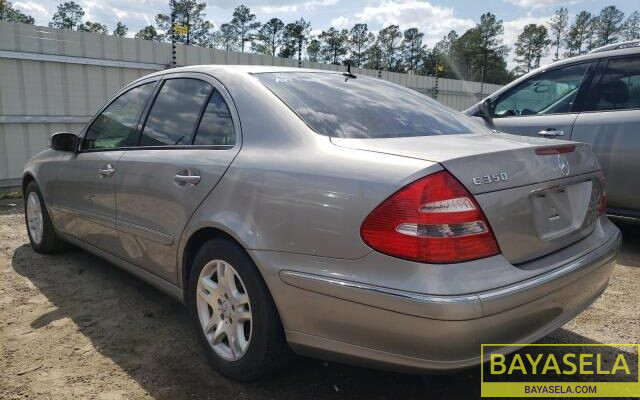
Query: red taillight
xmin=535 ymin=145 xmax=576 ymax=155
xmin=360 ymin=171 xmax=500 ymax=263
xmin=598 ymin=175 xmax=607 ymax=215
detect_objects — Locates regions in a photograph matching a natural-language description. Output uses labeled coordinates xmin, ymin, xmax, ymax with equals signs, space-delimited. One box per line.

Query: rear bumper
xmin=252 ymin=218 xmax=621 ymax=372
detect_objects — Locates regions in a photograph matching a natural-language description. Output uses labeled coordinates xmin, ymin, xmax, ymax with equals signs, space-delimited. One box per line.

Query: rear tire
xmin=24 ymin=181 xmax=65 ymax=254
xmin=188 ymin=237 xmax=290 ymax=380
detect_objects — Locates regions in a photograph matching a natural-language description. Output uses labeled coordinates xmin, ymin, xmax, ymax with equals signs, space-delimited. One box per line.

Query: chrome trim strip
xmin=280 ymin=271 xmax=478 ymax=304
xmin=279 ymin=227 xmax=620 ymax=313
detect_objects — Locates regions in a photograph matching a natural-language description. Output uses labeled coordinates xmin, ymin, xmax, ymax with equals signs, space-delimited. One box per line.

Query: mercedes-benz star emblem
xmin=557 ymin=154 xmax=570 ymax=176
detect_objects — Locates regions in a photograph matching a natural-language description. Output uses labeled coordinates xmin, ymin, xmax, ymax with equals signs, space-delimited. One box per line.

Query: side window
xmin=585 ymin=56 xmax=640 ymax=112
xmin=193 ymin=90 xmax=236 ymax=146
xmin=493 ymin=64 xmax=589 ymax=117
xmin=83 ymin=82 xmax=155 ymax=150
xmin=139 ymin=78 xmax=212 ymax=146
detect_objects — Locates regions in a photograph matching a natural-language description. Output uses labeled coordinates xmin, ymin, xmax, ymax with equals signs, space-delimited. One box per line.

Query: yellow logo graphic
xmin=481 ymin=344 xmax=640 ymax=397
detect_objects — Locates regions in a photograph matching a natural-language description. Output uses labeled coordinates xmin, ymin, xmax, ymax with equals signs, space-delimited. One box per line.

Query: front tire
xmin=24 ymin=181 xmax=65 ymax=253
xmin=188 ymin=238 xmax=290 ymax=380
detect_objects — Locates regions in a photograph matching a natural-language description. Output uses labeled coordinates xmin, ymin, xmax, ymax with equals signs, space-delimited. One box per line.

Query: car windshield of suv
xmin=255 ymin=72 xmax=486 ymax=139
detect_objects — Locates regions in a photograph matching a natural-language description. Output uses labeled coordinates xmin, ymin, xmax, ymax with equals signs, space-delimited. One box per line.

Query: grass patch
xmin=0 ymin=191 xmax=22 ymax=200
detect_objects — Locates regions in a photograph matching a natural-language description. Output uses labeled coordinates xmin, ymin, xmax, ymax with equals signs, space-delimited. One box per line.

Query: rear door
xmin=114 ymin=73 xmax=241 ymax=283
xmin=491 ymin=62 xmax=594 ymax=139
xmin=571 ymin=55 xmax=640 ymax=217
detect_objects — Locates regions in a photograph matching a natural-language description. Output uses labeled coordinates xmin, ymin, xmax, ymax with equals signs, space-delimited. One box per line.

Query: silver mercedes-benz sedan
xmin=23 ymin=65 xmax=620 ymax=380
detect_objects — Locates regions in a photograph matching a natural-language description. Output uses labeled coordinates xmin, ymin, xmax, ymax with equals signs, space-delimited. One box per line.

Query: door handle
xmin=174 ymin=168 xmax=201 ymax=186
xmin=98 ymin=164 xmax=115 ymax=178
xmin=537 ymin=128 xmax=565 ymax=137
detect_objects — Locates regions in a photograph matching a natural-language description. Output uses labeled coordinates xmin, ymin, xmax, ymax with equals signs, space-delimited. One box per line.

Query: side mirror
xmin=477 ymin=98 xmax=495 ymax=129
xmin=50 ymin=132 xmax=79 ymax=152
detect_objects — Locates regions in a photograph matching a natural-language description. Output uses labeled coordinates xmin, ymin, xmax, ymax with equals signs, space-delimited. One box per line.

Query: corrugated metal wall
xmin=0 ymin=22 xmax=503 ymax=187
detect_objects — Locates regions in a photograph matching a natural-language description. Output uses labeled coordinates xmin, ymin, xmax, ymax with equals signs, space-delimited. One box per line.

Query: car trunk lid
xmin=332 ymin=133 xmax=603 ymax=264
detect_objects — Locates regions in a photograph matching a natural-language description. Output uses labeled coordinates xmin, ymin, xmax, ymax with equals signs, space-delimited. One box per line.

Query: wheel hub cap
xmin=26 ymin=192 xmax=44 ymax=245
xmin=196 ymin=260 xmax=252 ymax=361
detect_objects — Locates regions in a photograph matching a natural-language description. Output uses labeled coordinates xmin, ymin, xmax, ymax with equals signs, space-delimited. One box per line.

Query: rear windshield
xmin=254 ymin=72 xmax=485 ymax=139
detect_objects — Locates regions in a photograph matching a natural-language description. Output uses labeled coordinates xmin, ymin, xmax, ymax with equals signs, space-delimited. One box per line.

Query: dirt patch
xmin=1 ymin=199 xmax=638 ymax=399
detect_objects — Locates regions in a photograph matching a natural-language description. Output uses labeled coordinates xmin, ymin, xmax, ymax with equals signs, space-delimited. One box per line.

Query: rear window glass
xmin=254 ymin=72 xmax=485 ymax=138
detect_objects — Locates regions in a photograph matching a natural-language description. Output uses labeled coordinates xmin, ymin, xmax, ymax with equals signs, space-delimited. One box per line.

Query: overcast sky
xmin=11 ymin=0 xmax=639 ymax=68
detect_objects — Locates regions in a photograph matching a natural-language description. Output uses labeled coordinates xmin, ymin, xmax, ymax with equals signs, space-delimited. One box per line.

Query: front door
xmin=491 ymin=62 xmax=593 ymax=140
xmin=113 ymin=75 xmax=240 ymax=283
xmin=50 ymin=81 xmax=157 ymax=251
xmin=571 ymin=55 xmax=640 ymax=216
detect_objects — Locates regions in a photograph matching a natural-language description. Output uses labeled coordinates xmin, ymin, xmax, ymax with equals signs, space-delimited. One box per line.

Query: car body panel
xmin=48 ymin=150 xmax=124 ymax=250
xmin=23 ymin=65 xmax=621 ymax=373
xmin=464 ymin=47 xmax=640 ymax=219
xmin=572 ymin=109 xmax=640 ymax=216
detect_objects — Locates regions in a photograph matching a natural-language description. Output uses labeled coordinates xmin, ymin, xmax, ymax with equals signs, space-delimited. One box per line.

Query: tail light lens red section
xmin=361 ymin=171 xmax=500 ymax=263
xmin=535 ymin=145 xmax=576 ymax=155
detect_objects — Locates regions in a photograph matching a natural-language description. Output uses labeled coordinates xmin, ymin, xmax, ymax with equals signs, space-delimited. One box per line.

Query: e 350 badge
xmin=473 ymin=172 xmax=509 ymax=186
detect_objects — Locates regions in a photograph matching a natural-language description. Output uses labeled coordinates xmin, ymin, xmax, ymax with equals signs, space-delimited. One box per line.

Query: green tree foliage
xmin=474 ymin=12 xmax=509 ymax=84
xmin=402 ymin=27 xmax=425 ymax=73
xmin=113 ymin=21 xmax=128 ymax=37
xmin=318 ymin=27 xmax=349 ymax=64
xmin=424 ymin=30 xmax=458 ymax=78
xmin=363 ymin=41 xmax=383 ymax=70
xmin=592 ymin=5 xmax=625 ymax=47
xmin=0 ymin=0 xmax=35 ymax=24
xmin=349 ymin=23 xmax=374 ymax=67
xmin=279 ymin=18 xmax=311 ymax=64
xmin=622 ymin=11 xmax=640 ymax=40
xmin=230 ymin=5 xmax=260 ymax=52
xmin=377 ymin=25 xmax=403 ymax=71
xmin=549 ymin=7 xmax=569 ymax=60
xmin=155 ymin=0 xmax=213 ymax=46
xmin=135 ymin=25 xmax=162 ymax=41
xmin=252 ymin=17 xmax=284 ymax=56
xmin=450 ymin=15 xmax=511 ymax=84
xmin=49 ymin=1 xmax=84 ymax=30
xmin=306 ymin=38 xmax=320 ymax=62
xmin=77 ymin=21 xmax=108 ymax=34
xmin=565 ymin=11 xmax=593 ymax=56
xmin=514 ymin=24 xmax=551 ymax=74
xmin=213 ymin=23 xmax=238 ymax=50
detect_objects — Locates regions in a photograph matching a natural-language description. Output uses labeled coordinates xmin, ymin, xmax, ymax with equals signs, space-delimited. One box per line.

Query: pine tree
xmin=565 ymin=11 xmax=593 ymax=56
xmin=349 ymin=23 xmax=374 ymax=68
xmin=155 ymin=0 xmax=214 ymax=46
xmin=49 ymin=1 xmax=84 ymax=30
xmin=0 ymin=0 xmax=35 ymax=24
xmin=113 ymin=22 xmax=128 ymax=37
xmin=593 ymin=5 xmax=625 ymax=47
xmin=549 ymin=7 xmax=569 ymax=60
xmin=229 ymin=5 xmax=260 ymax=52
xmin=402 ymin=28 xmax=425 ymax=73
xmin=318 ymin=27 xmax=349 ymax=65
xmin=252 ymin=18 xmax=284 ymax=56
xmin=77 ymin=21 xmax=108 ymax=34
xmin=135 ymin=25 xmax=162 ymax=41
xmin=514 ymin=24 xmax=551 ymax=73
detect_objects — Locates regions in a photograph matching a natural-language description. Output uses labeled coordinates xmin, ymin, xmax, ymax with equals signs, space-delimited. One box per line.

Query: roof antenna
xmin=343 ymin=62 xmax=357 ymax=79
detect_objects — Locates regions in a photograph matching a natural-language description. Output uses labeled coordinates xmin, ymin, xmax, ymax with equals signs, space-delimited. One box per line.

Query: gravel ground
xmin=1 ymin=198 xmax=638 ymax=400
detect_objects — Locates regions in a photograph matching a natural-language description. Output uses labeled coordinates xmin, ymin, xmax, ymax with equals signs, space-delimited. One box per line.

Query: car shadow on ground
xmin=11 ymin=240 xmax=638 ymax=400
xmin=612 ymin=219 xmax=640 ymax=268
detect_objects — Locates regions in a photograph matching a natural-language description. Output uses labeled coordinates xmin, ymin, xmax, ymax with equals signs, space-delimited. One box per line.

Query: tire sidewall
xmin=188 ymin=238 xmax=279 ymax=380
xmin=24 ymin=181 xmax=58 ymax=253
